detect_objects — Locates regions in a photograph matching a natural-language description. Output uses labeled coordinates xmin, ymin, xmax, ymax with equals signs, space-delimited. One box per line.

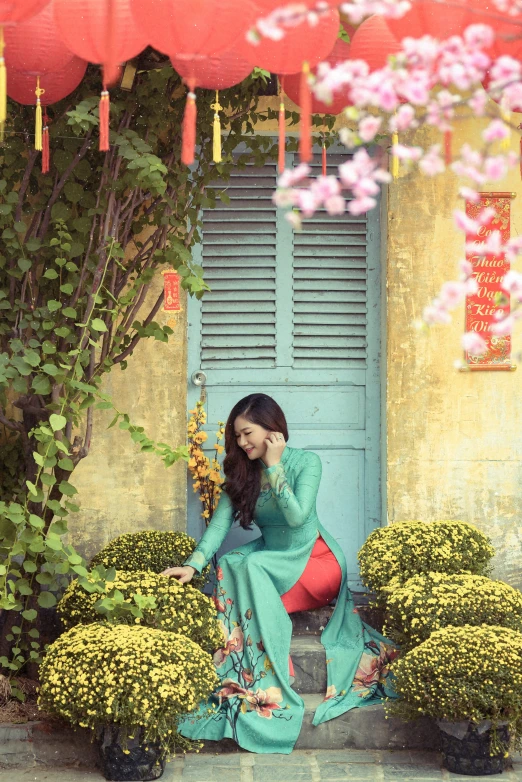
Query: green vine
xmin=0 ymin=60 xmax=277 ymax=691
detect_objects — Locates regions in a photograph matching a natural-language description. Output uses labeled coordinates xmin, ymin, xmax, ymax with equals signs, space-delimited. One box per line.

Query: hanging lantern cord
xmin=42 ymin=110 xmax=50 ymax=174
xmin=278 ymin=82 xmax=286 ymax=174
xmin=211 ymin=90 xmax=223 ymax=164
xmin=34 ymin=77 xmax=45 ymax=152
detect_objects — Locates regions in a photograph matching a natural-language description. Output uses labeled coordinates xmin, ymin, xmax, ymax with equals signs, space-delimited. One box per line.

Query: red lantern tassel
xmin=99 ymin=89 xmax=110 ymax=152
xmin=322 ymin=141 xmax=327 ymax=176
xmin=299 ymin=61 xmax=312 ymax=163
xmin=42 ymin=115 xmax=50 ymax=174
xmin=278 ymin=86 xmax=286 ymax=174
xmin=444 ymin=129 xmax=452 ymax=165
xmin=182 ymin=83 xmax=197 ymax=166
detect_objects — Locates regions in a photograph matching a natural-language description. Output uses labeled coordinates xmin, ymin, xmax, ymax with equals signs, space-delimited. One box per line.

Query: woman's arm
xmin=265 ymin=451 xmax=322 ymax=528
xmin=183 ymin=491 xmax=235 ymax=572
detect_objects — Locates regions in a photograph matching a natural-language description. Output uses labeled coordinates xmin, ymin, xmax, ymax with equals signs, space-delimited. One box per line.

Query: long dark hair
xmin=223 ymin=394 xmax=289 ymax=529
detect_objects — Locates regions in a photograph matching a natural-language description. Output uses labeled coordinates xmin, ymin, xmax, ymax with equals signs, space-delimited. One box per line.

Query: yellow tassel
xmin=0 ymin=28 xmax=6 ymax=142
xmin=501 ymin=109 xmax=512 ymax=151
xmin=211 ymin=90 xmax=222 ymax=163
xmin=391 ymin=130 xmax=399 ymax=179
xmin=35 ymin=76 xmax=44 ymax=151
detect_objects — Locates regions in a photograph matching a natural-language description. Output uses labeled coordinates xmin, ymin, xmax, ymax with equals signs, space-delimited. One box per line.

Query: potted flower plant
xmin=388 ymin=624 xmax=522 ymax=776
xmin=357 ymin=520 xmax=495 ymax=602
xmin=90 ymin=530 xmax=210 ymax=589
xmin=383 ymin=572 xmax=522 ymax=652
xmin=38 ymin=623 xmax=219 ymax=781
xmin=57 ymin=569 xmax=224 ymax=653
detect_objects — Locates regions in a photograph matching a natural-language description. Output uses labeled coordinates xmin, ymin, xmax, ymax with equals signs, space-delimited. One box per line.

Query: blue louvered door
xmin=187 ymin=152 xmax=382 ymax=590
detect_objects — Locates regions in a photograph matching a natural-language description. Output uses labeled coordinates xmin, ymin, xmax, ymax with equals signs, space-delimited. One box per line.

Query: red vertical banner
xmin=162 ymin=270 xmax=181 ymax=312
xmin=465 ymin=192 xmax=514 ymax=370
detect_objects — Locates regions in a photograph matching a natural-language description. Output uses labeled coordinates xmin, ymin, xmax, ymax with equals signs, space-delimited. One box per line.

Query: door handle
xmin=191 ymin=370 xmax=207 ymax=386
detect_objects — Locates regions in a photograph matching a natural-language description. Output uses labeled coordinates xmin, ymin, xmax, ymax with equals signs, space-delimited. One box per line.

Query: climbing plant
xmin=0 ymin=60 xmax=277 ymax=691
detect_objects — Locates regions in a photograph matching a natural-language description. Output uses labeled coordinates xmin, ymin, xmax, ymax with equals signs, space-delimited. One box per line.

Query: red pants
xmin=281 ymin=536 xmax=342 ymax=614
xmin=281 ymin=536 xmax=342 ymax=678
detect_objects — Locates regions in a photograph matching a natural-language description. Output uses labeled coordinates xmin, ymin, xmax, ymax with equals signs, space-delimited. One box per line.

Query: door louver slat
xmin=200 ymin=163 xmax=278 ymax=369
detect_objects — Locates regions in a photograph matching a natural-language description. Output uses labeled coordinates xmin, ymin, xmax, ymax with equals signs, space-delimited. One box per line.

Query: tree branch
xmin=112 ymin=286 xmax=165 ymax=365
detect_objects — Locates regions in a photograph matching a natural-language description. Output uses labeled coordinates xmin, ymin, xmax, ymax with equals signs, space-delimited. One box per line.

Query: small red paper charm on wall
xmin=162 ymin=269 xmax=181 ymax=312
xmin=465 ymin=192 xmax=515 ymax=371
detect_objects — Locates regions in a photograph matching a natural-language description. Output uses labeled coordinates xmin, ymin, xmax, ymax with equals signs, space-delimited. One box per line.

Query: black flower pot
xmin=96 ymin=725 xmax=165 ymax=781
xmin=438 ymin=720 xmax=510 ymax=776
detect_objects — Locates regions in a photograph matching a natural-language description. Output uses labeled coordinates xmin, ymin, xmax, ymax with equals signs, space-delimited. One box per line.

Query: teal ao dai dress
xmin=178 ymin=446 xmax=398 ymax=754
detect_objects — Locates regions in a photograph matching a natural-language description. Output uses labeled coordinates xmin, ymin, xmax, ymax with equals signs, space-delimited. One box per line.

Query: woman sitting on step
xmin=162 ymin=393 xmax=397 ymax=755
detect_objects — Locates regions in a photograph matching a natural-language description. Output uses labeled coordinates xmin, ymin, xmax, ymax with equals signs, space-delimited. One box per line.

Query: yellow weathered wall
xmin=387 ymin=118 xmax=522 ymax=589
xmin=68 ymin=274 xmax=188 ymax=561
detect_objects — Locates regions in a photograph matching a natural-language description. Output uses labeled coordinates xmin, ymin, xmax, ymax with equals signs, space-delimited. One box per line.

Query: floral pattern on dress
xmin=206 ymin=581 xmax=292 ymax=742
xmin=352 ymin=640 xmax=400 ymax=698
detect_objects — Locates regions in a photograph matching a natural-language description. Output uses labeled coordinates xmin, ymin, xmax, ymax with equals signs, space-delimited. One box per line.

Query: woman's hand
xmin=160 ymin=565 xmax=195 ymax=584
xmin=263 ymin=431 xmax=286 ymax=468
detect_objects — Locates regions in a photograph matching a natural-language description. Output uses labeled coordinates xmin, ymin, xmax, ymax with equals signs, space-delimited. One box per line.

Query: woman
xmin=162 ymin=393 xmax=397 ymax=754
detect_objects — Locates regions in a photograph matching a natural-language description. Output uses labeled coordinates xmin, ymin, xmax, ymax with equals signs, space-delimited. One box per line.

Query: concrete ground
xmin=1 ymin=750 xmax=522 ymax=782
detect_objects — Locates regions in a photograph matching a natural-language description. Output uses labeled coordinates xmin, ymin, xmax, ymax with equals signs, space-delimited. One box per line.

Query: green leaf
xmin=47 ymin=300 xmax=62 ymax=313
xmin=43 ymin=269 xmax=59 ymax=280
xmin=57 ymin=457 xmax=74 ymax=471
xmin=91 ymin=318 xmax=108 ymax=332
xmin=42 ymin=363 xmax=59 ymax=376
xmin=49 ymin=413 xmax=67 ymax=432
xmin=64 ymin=182 xmax=84 ymax=204
xmin=29 ymin=514 xmax=44 ymax=528
xmin=26 ymin=481 xmax=38 ymax=496
xmin=18 ymin=258 xmax=32 ymax=272
xmin=22 ymin=609 xmax=38 ymax=621
xmin=58 ymin=480 xmax=77 ymax=496
xmin=37 ymin=592 xmax=57 ymax=608
xmin=54 ymin=326 xmax=70 ymax=337
xmin=62 ymin=307 xmax=77 ymax=319
xmin=45 ymin=537 xmax=63 ymax=551
xmin=60 ymin=283 xmax=74 ymax=295
xmin=32 ymin=375 xmax=51 ymax=395
xmin=33 ymin=451 xmax=44 ymax=467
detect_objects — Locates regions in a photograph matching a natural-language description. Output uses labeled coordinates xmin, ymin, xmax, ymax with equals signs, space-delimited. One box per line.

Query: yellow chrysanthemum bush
xmin=387 ymin=625 xmax=522 ymax=753
xmin=57 ymin=571 xmax=224 ymax=653
xmin=90 ymin=530 xmax=209 ymax=589
xmin=358 ymin=521 xmax=494 ymax=600
xmin=383 ymin=573 xmax=522 ymax=652
xmin=38 ymin=623 xmax=219 ymax=755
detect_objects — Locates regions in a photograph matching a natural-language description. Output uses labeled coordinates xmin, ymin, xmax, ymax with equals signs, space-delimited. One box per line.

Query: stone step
xmin=296 ymin=697 xmax=438 ymax=751
xmin=290 ymin=636 xmax=326 ymax=694
xmin=290 ymin=596 xmax=385 ymax=637
xmin=201 ymin=700 xmax=438 ymax=753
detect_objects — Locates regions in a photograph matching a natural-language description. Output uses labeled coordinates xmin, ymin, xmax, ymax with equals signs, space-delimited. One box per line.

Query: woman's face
xmin=234 ymin=415 xmax=270 ymax=461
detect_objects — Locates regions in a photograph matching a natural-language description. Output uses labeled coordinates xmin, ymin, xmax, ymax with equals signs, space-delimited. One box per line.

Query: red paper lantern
xmin=172 ymin=49 xmax=253 ymax=167
xmin=280 ymin=29 xmax=356 ymax=115
xmin=5 ymin=3 xmax=75 ymax=75
xmin=171 ymin=50 xmax=253 ymax=91
xmin=7 ymin=56 xmax=87 ymax=105
xmin=0 ymin=0 xmax=50 ymax=25
xmin=53 ymin=0 xmax=147 ymax=85
xmin=130 ymin=0 xmax=257 ymax=60
xmin=385 ymin=0 xmax=470 ymax=41
xmin=349 ymin=15 xmax=401 ymax=71
xmin=239 ymin=2 xmax=340 ymax=74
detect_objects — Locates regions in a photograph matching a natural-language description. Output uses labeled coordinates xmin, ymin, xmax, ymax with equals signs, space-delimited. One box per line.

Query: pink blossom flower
xmin=489 ymin=314 xmax=515 ymax=336
xmin=453 ymin=210 xmax=480 ymax=234
xmin=359 ymin=116 xmax=382 ymax=142
xmin=459 ymin=259 xmax=474 ymax=277
xmin=465 ymin=276 xmax=479 ymax=295
xmin=285 ymin=211 xmax=302 ymax=230
xmin=325 ymin=195 xmax=346 ymax=215
xmin=462 ymin=331 xmax=488 ymax=355
xmin=439 ymin=281 xmax=467 ymax=307
xmin=502 ymin=270 xmax=522 ymax=298
xmin=423 ymin=303 xmax=452 ymax=325
xmin=419 ymin=146 xmax=445 ymax=176
xmin=278 ymin=163 xmax=311 ymax=188
xmin=482 ymin=120 xmax=510 ymax=143
xmin=459 ymin=186 xmax=480 ymax=203
xmin=310 ymin=175 xmax=340 ymax=201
